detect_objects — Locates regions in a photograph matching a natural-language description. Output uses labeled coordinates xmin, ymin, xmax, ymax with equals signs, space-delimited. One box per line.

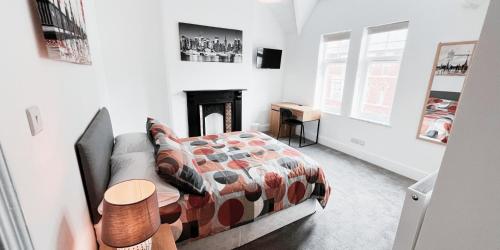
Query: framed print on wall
xmin=179 ymin=22 xmax=243 ymax=63
xmin=34 ymin=0 xmax=92 ymax=64
xmin=417 ymin=41 xmax=477 ymax=144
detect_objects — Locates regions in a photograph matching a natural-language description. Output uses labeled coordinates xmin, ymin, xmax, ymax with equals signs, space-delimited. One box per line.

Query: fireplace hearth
xmin=184 ymin=89 xmax=246 ymax=137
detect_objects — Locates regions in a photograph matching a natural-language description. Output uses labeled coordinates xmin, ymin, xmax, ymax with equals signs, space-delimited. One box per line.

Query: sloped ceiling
xmin=293 ymin=0 xmax=320 ymax=34
xmin=260 ymin=0 xmax=320 ymax=35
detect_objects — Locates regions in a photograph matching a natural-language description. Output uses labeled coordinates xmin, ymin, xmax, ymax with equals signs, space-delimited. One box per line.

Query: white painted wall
xmin=265 ymin=0 xmax=297 ymax=35
xmin=0 ymin=1 xmax=107 ymax=249
xmin=293 ymin=0 xmax=319 ymax=35
xmin=415 ymin=1 xmax=500 ymax=248
xmin=281 ymin=0 xmax=489 ymax=179
xmin=0 ymin=1 xmax=286 ymax=249
xmin=160 ymin=0 xmax=286 ymax=137
xmin=4 ymin=0 xmax=490 ymax=249
xmin=95 ymin=0 xmax=170 ymax=135
xmin=431 ymin=76 xmax=466 ymax=93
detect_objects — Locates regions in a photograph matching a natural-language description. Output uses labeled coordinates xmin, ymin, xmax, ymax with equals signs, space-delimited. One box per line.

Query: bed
xmin=75 ymin=108 xmax=331 ymax=249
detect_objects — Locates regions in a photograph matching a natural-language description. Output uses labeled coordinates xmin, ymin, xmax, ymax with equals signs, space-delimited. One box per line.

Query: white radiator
xmin=393 ymin=172 xmax=438 ymax=250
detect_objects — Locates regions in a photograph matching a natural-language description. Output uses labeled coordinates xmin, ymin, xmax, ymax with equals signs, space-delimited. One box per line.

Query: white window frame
xmin=315 ymin=31 xmax=351 ymax=115
xmin=0 ymin=144 xmax=34 ymax=250
xmin=351 ymin=21 xmax=409 ymax=125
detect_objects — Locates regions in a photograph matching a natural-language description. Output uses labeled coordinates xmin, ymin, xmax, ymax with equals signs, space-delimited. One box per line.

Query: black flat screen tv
xmin=256 ymin=48 xmax=282 ymax=69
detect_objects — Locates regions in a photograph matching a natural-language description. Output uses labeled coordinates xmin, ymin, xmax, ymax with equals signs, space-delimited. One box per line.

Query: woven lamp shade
xmin=102 ymin=179 xmax=161 ymax=248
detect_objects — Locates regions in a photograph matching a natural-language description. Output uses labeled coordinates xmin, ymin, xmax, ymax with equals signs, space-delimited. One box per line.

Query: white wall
xmin=281 ymin=0 xmax=489 ymax=179
xmin=416 ymin=1 xmax=500 ymax=248
xmin=0 ymin=0 xmax=107 ymax=249
xmin=431 ymin=76 xmax=466 ymax=93
xmin=293 ymin=0 xmax=319 ymax=35
xmin=95 ymin=0 xmax=170 ymax=135
xmin=0 ymin=1 xmax=286 ymax=249
xmin=160 ymin=0 xmax=286 ymax=137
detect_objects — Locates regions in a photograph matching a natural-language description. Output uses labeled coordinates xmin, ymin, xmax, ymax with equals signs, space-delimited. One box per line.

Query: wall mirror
xmin=417 ymin=41 xmax=477 ymax=144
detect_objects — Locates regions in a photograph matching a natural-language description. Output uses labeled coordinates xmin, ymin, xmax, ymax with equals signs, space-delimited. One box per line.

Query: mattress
xmin=160 ymin=131 xmax=331 ymax=243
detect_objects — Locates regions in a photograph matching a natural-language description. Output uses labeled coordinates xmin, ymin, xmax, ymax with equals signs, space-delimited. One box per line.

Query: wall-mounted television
xmin=256 ymin=48 xmax=282 ymax=69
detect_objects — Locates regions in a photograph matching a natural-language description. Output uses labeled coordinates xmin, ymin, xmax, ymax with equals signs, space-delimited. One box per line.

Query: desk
xmin=269 ymin=103 xmax=321 ymax=147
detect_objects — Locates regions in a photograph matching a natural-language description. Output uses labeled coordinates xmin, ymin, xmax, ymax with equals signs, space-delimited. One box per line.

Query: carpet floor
xmin=237 ymin=138 xmax=415 ymax=250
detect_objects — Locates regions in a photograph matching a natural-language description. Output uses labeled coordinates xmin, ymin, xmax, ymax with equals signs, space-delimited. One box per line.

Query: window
xmin=316 ymin=32 xmax=351 ymax=114
xmin=0 ymin=145 xmax=34 ymax=249
xmin=351 ymin=22 xmax=409 ymax=124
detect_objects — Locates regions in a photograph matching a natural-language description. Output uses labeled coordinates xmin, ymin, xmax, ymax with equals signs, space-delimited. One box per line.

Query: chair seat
xmin=283 ymin=119 xmax=303 ymax=125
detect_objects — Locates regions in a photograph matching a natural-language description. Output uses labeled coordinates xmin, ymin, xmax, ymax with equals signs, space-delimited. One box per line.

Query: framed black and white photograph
xmin=435 ymin=41 xmax=476 ymax=76
xmin=34 ymin=0 xmax=92 ymax=64
xmin=179 ymin=22 xmax=242 ymax=63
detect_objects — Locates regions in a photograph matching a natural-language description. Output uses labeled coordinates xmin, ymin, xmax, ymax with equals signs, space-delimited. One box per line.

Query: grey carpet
xmin=237 ymin=138 xmax=415 ymax=250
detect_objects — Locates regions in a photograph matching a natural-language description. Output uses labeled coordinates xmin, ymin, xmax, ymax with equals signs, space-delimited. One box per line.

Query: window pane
xmin=317 ymin=34 xmax=351 ymax=114
xmin=322 ymin=63 xmax=347 ymax=113
xmin=352 ymin=22 xmax=408 ymax=124
xmin=324 ymin=39 xmax=350 ymax=61
xmin=367 ymin=29 xmax=408 ymax=58
xmin=359 ymin=62 xmax=400 ymax=120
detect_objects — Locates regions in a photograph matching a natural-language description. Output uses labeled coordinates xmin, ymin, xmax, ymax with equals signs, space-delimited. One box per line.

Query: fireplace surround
xmin=184 ymin=89 xmax=246 ymax=137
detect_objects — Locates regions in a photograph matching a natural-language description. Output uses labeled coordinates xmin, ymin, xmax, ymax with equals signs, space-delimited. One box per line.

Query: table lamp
xmin=102 ymin=179 xmax=161 ymax=250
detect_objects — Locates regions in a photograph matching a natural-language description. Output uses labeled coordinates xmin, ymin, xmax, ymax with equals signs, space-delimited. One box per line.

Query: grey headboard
xmin=430 ymin=91 xmax=461 ymax=101
xmin=75 ymin=108 xmax=114 ymax=224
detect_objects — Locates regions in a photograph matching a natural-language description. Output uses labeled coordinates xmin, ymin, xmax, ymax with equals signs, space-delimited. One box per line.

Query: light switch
xmin=26 ymin=106 xmax=43 ymax=136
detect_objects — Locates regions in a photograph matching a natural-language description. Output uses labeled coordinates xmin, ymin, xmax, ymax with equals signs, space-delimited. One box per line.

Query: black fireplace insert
xmin=184 ymin=89 xmax=246 ymax=137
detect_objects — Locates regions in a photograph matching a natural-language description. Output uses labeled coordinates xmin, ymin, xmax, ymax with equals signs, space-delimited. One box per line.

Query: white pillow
xmin=97 ymin=151 xmax=180 ymax=215
xmin=112 ymin=132 xmax=154 ymax=156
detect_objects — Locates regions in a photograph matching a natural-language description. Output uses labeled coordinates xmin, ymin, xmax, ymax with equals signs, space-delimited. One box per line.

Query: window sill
xmin=349 ymin=116 xmax=392 ymax=127
xmin=321 ymin=110 xmax=342 ymax=116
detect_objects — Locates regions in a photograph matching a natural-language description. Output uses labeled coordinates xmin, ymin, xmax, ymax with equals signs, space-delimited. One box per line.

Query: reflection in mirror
xmin=417 ymin=41 xmax=477 ymax=144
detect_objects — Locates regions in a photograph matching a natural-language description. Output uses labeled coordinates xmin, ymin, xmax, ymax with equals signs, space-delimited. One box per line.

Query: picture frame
xmin=179 ymin=22 xmax=243 ymax=63
xmin=34 ymin=0 xmax=92 ymax=64
xmin=416 ymin=41 xmax=477 ymax=145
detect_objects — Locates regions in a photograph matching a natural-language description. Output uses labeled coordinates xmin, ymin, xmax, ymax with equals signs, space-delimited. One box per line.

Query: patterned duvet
xmin=419 ymin=97 xmax=457 ymax=143
xmin=158 ymin=131 xmax=331 ymax=242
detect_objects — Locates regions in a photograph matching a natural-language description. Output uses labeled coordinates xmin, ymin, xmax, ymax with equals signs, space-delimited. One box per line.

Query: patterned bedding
xmin=159 ymin=131 xmax=331 ymax=242
xmin=419 ymin=97 xmax=457 ymax=143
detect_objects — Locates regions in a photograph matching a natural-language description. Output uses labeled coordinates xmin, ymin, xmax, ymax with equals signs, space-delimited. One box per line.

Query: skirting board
xmin=293 ymin=125 xmax=427 ymax=180
xmin=177 ymin=199 xmax=318 ymax=250
xmin=259 ymin=123 xmax=270 ymax=132
xmin=252 ymin=123 xmax=270 ymax=132
xmin=317 ymin=135 xmax=428 ymax=180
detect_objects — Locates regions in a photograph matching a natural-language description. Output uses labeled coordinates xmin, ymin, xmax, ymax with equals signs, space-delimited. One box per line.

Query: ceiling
xmin=260 ymin=0 xmax=488 ymax=35
xmin=259 ymin=0 xmax=320 ymax=35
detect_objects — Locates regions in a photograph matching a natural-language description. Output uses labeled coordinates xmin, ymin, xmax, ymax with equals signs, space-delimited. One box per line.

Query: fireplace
xmin=184 ymin=89 xmax=246 ymax=137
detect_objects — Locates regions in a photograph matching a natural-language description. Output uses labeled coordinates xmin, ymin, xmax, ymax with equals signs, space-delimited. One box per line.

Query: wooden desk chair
xmin=277 ymin=108 xmax=306 ymax=147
